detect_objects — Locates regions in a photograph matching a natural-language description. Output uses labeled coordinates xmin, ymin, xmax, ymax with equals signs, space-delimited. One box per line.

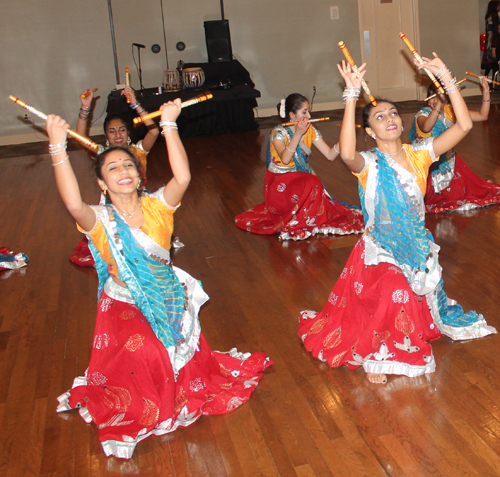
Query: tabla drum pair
xmin=163 ymin=67 xmax=206 ymax=91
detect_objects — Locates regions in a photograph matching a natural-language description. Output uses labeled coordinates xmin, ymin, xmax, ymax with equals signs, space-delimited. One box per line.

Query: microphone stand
xmin=134 ymin=44 xmax=144 ymax=91
xmin=107 ymin=0 xmax=120 ymax=84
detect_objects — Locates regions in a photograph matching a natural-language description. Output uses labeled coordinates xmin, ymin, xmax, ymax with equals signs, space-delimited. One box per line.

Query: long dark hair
xmin=277 ymin=93 xmax=308 ymax=120
xmin=486 ymin=0 xmax=499 ymax=20
xmin=94 ymin=147 xmax=144 ymax=204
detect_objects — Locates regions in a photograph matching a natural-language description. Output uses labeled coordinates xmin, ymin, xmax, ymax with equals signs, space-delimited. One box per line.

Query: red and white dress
xmin=298 ymin=143 xmax=496 ymax=377
xmin=235 ymin=125 xmax=364 ymax=240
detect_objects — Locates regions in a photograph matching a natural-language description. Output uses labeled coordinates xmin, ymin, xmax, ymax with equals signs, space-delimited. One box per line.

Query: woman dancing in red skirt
xmin=235 ymin=94 xmax=363 ymax=240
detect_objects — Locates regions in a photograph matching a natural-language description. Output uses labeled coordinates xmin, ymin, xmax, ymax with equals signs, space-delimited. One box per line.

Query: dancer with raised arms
xmin=298 ymin=55 xmax=495 ymax=384
xmin=409 ymin=77 xmax=500 ymax=213
xmin=48 ymin=100 xmax=271 ymax=458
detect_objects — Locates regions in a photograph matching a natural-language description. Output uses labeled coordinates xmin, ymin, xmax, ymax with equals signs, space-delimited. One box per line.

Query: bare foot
xmin=367 ymin=373 xmax=387 ymax=384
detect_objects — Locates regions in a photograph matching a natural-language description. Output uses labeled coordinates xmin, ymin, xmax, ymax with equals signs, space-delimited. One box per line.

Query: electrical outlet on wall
xmin=330 ymin=6 xmax=339 ymax=20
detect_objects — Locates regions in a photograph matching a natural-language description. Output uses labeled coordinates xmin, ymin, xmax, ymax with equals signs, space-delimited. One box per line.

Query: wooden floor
xmin=3 ymin=97 xmax=500 ymax=476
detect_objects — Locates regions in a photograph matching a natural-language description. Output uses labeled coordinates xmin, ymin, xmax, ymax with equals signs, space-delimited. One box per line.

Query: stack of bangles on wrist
xmin=130 ymin=102 xmax=148 ymax=116
xmin=483 ymin=88 xmax=491 ymax=102
xmin=159 ymin=120 xmax=178 ymax=135
xmin=49 ymin=141 xmax=69 ymax=166
xmin=79 ymin=106 xmax=90 ymax=121
xmin=436 ymin=65 xmax=458 ymax=94
xmin=342 ymin=87 xmax=361 ymax=103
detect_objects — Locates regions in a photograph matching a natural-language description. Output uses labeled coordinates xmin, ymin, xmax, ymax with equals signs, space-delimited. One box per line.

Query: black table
xmin=107 ymin=60 xmax=260 ymax=140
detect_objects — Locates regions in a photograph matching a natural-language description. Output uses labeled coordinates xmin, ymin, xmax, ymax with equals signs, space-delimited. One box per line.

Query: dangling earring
xmin=371 ymin=135 xmax=376 ymax=140
xmin=105 ymin=139 xmax=110 ymax=147
xmin=402 ymin=125 xmax=405 ymax=132
xmin=127 ymin=137 xmax=131 ymax=146
xmin=103 ymin=188 xmax=108 ymax=196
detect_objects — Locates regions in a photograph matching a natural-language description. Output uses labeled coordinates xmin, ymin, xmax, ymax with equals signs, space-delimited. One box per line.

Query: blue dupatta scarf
xmin=88 ymin=206 xmax=185 ymax=349
xmin=359 ymin=147 xmax=493 ymax=338
xmin=360 ymin=148 xmax=431 ymax=276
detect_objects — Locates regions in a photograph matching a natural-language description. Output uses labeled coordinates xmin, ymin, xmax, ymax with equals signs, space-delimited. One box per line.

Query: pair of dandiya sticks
xmin=9 ymin=92 xmax=213 ymax=151
xmin=342 ymin=32 xmax=479 ymax=103
xmin=284 ymin=33 xmax=485 ymax=127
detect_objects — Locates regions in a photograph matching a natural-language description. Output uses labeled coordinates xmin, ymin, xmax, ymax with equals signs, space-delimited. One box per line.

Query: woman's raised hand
xmin=121 ymin=86 xmax=137 ymax=104
xmin=479 ymin=75 xmax=490 ymax=92
xmin=429 ymin=93 xmax=445 ymax=111
xmin=46 ymin=115 xmax=69 ymax=145
xmin=80 ymin=89 xmax=94 ymax=109
xmin=337 ymin=60 xmax=366 ymax=89
xmin=160 ymin=99 xmax=182 ymax=122
xmin=415 ymin=52 xmax=445 ymax=75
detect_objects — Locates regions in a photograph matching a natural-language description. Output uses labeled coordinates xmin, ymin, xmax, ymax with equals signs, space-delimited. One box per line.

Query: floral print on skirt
xmin=298 ymin=239 xmax=442 ymax=377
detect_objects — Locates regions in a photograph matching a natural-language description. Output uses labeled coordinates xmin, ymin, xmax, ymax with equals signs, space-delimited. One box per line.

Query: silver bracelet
xmin=285 ymin=145 xmax=296 ymax=154
xmin=342 ymin=87 xmax=361 ymax=103
xmin=333 ymin=143 xmax=340 ymax=154
xmin=445 ymin=85 xmax=459 ymax=95
xmin=52 ymin=155 xmax=69 ymax=166
xmin=159 ymin=120 xmax=177 ymax=128
xmin=161 ymin=126 xmax=178 ymax=136
xmin=48 ymin=141 xmax=68 ymax=156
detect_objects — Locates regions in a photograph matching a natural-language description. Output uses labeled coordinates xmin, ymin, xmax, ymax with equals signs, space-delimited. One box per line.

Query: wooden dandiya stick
xmin=425 ymin=78 xmax=466 ymax=101
xmin=399 ymin=32 xmax=445 ymax=95
xmin=336 ymin=123 xmax=362 ymax=128
xmin=125 ymin=66 xmax=131 ymax=103
xmin=80 ymin=88 xmax=98 ymax=99
xmin=282 ymin=117 xmax=330 ymax=127
xmin=133 ymin=92 xmax=214 ymax=125
xmin=465 ymin=71 xmax=500 ymax=86
xmin=9 ymin=95 xmax=99 ymax=151
xmin=338 ymin=41 xmax=377 ymax=106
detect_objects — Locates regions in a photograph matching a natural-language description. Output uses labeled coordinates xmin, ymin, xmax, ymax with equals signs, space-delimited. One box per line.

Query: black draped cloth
xmin=107 ymin=60 xmax=260 ymax=140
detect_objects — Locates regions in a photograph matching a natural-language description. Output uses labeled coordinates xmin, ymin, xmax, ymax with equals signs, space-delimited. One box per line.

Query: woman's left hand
xmin=121 ymin=86 xmax=137 ymax=104
xmin=337 ymin=60 xmax=366 ymax=89
xmin=415 ymin=52 xmax=445 ymax=74
xmin=46 ymin=115 xmax=69 ymax=145
xmin=479 ymin=75 xmax=490 ymax=92
xmin=160 ymin=99 xmax=182 ymax=122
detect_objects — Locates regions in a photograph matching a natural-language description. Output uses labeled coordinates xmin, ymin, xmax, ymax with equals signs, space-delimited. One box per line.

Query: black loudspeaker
xmin=204 ymin=20 xmax=232 ymax=62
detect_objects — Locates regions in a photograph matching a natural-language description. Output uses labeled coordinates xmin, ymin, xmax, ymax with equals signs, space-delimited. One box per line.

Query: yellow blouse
xmin=269 ymin=125 xmax=321 ymax=169
xmin=355 ymin=143 xmax=436 ymax=196
xmin=78 ymin=190 xmax=177 ymax=278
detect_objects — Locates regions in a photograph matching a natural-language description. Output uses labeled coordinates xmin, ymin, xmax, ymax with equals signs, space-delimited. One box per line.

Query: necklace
xmin=380 ymin=146 xmax=404 ymax=157
xmin=112 ymin=200 xmax=142 ymax=219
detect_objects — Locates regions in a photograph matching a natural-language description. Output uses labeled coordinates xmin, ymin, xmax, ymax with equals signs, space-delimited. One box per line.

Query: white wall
xmin=0 ymin=0 xmax=484 ymax=145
